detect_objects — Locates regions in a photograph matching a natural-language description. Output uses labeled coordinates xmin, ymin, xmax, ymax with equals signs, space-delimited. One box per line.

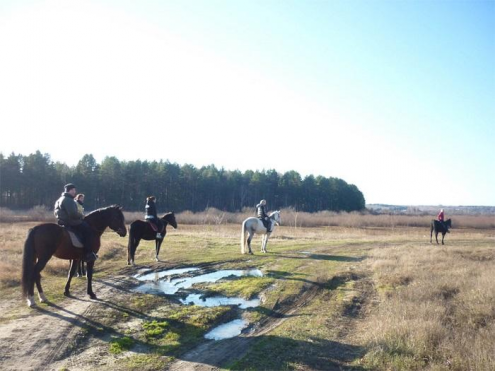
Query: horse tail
xmin=240 ymin=221 xmax=247 ymax=254
xmin=127 ymin=223 xmax=136 ymax=263
xmin=21 ymin=228 xmax=36 ymax=298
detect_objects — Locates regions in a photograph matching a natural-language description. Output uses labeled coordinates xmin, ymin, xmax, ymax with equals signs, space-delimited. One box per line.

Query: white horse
xmin=240 ymin=211 xmax=281 ymax=254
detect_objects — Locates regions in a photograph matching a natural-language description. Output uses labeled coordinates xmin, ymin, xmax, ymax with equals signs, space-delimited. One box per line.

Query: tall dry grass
xmin=362 ymin=237 xmax=495 ymax=370
xmin=2 ymin=206 xmax=494 ymax=229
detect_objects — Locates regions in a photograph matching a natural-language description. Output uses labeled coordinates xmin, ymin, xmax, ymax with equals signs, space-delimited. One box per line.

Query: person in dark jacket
xmin=145 ymin=196 xmax=162 ymax=238
xmin=256 ymin=199 xmax=272 ymax=232
xmin=54 ymin=184 xmax=96 ymax=262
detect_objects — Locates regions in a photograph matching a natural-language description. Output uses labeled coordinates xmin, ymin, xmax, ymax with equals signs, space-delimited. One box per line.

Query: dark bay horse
xmin=22 ymin=205 xmax=126 ymax=307
xmin=127 ymin=212 xmax=177 ymax=265
xmin=430 ymin=218 xmax=452 ymax=245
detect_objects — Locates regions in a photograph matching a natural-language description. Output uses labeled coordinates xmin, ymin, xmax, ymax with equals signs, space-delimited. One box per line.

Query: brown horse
xmin=21 ymin=205 xmax=127 ymax=307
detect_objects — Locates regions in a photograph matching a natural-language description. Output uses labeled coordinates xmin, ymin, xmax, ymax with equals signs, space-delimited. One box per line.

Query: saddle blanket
xmin=68 ymin=231 xmax=84 ymax=248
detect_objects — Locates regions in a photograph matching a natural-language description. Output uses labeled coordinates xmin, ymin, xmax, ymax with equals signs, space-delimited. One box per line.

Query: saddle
xmin=68 ymin=231 xmax=84 ymax=248
xmin=59 ymin=224 xmax=84 ymax=248
xmin=259 ymin=218 xmax=271 ymax=232
xmin=147 ymin=219 xmax=164 ymax=233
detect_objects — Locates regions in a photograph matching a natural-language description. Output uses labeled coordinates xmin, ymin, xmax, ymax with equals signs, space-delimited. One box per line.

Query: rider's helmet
xmin=260 ymin=199 xmax=266 ymax=205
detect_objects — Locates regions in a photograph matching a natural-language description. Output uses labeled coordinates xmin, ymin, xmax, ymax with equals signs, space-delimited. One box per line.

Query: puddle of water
xmin=299 ymin=251 xmax=312 ymax=254
xmin=204 ymin=319 xmax=248 ymax=340
xmin=134 ymin=269 xmax=263 ymax=295
xmin=180 ymin=294 xmax=260 ymax=309
xmin=135 ymin=267 xmax=200 ymax=281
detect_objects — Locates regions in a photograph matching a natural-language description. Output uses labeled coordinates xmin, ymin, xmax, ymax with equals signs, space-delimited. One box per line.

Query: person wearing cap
xmin=145 ymin=196 xmax=162 ymax=238
xmin=437 ymin=208 xmax=449 ymax=233
xmin=256 ymin=199 xmax=272 ymax=232
xmin=54 ymin=184 xmax=96 ymax=262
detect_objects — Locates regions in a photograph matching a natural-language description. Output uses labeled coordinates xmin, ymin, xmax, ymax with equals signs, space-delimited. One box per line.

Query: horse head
xmin=162 ymin=212 xmax=178 ymax=229
xmin=106 ymin=205 xmax=127 ymax=237
xmin=446 ymin=219 xmax=452 ymax=228
xmin=270 ymin=211 xmax=281 ymax=226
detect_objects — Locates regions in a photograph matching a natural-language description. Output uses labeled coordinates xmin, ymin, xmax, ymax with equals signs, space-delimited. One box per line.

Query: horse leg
xmin=129 ymin=238 xmax=140 ymax=266
xmin=442 ymin=233 xmax=445 ymax=245
xmin=247 ymin=233 xmax=254 ymax=255
xmin=155 ymin=239 xmax=163 ymax=262
xmin=435 ymin=232 xmax=439 ymax=244
xmin=33 ymin=255 xmax=51 ymax=304
xmin=263 ymin=234 xmax=270 ymax=253
xmin=430 ymin=226 xmax=433 ymax=243
xmin=86 ymin=261 xmax=97 ymax=299
xmin=64 ymin=259 xmax=79 ymax=296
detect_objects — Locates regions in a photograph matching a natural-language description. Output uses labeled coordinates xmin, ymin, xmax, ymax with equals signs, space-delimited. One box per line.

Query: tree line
xmin=0 ymin=151 xmax=366 ymax=213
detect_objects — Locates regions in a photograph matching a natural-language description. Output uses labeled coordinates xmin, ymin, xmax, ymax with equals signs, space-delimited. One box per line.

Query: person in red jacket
xmin=437 ymin=209 xmax=449 ymax=232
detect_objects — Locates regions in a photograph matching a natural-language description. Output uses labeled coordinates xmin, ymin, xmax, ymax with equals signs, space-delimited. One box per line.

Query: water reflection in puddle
xmin=180 ymin=294 xmax=260 ymax=309
xmin=135 ymin=267 xmax=200 ymax=281
xmin=205 ymin=319 xmax=249 ymax=340
xmin=133 ymin=267 xmax=263 ymax=341
xmin=134 ymin=269 xmax=263 ymax=295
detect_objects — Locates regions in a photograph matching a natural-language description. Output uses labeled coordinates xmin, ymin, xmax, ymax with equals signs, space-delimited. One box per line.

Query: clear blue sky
xmin=0 ymin=0 xmax=494 ymax=205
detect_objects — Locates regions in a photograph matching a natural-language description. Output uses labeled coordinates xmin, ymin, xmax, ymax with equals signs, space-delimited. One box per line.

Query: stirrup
xmin=84 ymin=252 xmax=97 ymax=262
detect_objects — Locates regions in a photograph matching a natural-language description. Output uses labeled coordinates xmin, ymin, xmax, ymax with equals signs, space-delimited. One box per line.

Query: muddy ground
xmin=0 ymin=224 xmax=376 ymax=371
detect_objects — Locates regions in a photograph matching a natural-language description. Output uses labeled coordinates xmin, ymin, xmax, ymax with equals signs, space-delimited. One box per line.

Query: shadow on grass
xmin=276 ymin=253 xmax=365 ymax=262
xmin=175 ymin=334 xmax=366 ymax=370
xmin=33 ymin=295 xmax=232 ymax=362
xmin=230 ymin=335 xmax=366 ymax=370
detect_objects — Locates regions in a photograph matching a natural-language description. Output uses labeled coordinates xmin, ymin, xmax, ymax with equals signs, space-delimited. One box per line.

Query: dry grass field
xmin=0 ymin=214 xmax=494 ymax=370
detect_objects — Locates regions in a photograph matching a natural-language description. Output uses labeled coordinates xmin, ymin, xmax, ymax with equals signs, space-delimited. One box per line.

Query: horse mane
xmin=160 ymin=211 xmax=174 ymax=219
xmin=85 ymin=205 xmax=122 ymax=218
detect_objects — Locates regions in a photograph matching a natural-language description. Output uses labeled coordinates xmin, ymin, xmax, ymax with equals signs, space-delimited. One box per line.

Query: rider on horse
xmin=145 ymin=196 xmax=162 ymax=238
xmin=54 ymin=184 xmax=97 ymax=262
xmin=256 ymin=199 xmax=272 ymax=233
xmin=437 ymin=208 xmax=449 ymax=233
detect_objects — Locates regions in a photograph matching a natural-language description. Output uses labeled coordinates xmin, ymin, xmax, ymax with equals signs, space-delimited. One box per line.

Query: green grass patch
xmin=109 ymin=336 xmax=134 ymax=354
xmin=143 ymin=320 xmax=169 ymax=338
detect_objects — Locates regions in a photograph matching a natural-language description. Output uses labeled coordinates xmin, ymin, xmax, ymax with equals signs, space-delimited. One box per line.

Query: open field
xmin=0 ymin=221 xmax=494 ymax=370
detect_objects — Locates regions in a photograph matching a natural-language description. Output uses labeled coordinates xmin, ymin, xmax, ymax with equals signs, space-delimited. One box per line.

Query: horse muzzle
xmin=117 ymin=228 xmax=127 ymax=237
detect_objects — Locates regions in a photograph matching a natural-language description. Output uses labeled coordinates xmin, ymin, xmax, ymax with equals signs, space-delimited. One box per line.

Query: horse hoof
xmin=89 ymin=293 xmax=97 ymax=300
xmin=155 ymin=258 xmax=160 ymax=262
xmin=38 ymin=293 xmax=48 ymax=303
xmin=26 ymin=296 xmax=36 ymax=307
xmin=64 ymin=291 xmax=71 ymax=297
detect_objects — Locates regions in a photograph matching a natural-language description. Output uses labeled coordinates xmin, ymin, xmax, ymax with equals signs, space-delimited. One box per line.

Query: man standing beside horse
xmin=54 ymin=183 xmax=96 ymax=262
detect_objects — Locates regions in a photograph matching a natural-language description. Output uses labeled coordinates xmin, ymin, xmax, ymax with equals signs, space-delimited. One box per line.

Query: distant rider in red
xmin=437 ymin=208 xmax=449 ymax=233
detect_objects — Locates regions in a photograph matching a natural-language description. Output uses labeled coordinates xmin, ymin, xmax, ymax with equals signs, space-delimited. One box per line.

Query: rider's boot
xmin=83 ymin=244 xmax=97 ymax=262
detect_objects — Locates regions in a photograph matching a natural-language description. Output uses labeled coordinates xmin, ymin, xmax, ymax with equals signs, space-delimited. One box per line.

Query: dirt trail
xmin=0 ymin=277 xmax=126 ymax=371
xmin=168 ymin=281 xmax=327 ymax=370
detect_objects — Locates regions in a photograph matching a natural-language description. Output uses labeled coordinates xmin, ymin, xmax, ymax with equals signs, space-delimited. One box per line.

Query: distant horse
xmin=127 ymin=212 xmax=178 ymax=265
xmin=241 ymin=211 xmax=281 ymax=254
xmin=430 ymin=218 xmax=452 ymax=245
xmin=22 ymin=205 xmax=126 ymax=307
